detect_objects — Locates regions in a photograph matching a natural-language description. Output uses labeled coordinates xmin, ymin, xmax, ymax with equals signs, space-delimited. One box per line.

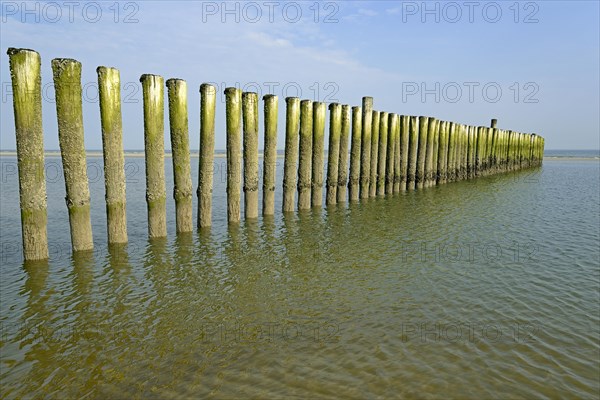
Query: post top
xmin=139 ymin=74 xmax=163 ymax=83
xmin=96 ymin=66 xmax=119 ymax=74
xmin=285 ymin=96 xmax=299 ymax=102
xmin=7 ymin=47 xmax=39 ymax=56
xmin=224 ymin=87 xmax=240 ymax=95
xmin=200 ymin=83 xmax=216 ymax=93
xmin=166 ymin=78 xmax=186 ymax=87
xmin=328 ymin=102 xmax=340 ymax=110
xmin=263 ymin=94 xmax=277 ymax=100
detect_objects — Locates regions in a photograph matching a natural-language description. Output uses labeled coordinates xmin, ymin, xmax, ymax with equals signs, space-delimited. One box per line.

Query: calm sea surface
xmin=0 ymin=152 xmax=598 ymax=399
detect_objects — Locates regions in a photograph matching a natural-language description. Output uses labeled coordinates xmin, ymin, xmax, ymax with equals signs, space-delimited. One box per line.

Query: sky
xmin=1 ymin=0 xmax=598 ymax=150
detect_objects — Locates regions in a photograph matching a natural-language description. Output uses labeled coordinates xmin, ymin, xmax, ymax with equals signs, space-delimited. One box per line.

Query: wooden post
xmin=467 ymin=125 xmax=475 ymax=179
xmin=52 ymin=58 xmax=93 ymax=251
xmin=424 ymin=117 xmax=437 ymax=187
xmin=262 ymin=94 xmax=278 ymax=216
xmin=360 ymin=97 xmax=373 ymax=199
xmin=242 ymin=92 xmax=259 ymax=219
xmin=198 ymin=83 xmax=216 ymax=228
xmin=406 ymin=116 xmax=419 ymax=190
xmin=326 ymin=103 xmax=342 ymax=206
xmin=457 ymin=124 xmax=466 ymax=181
xmin=436 ymin=121 xmax=448 ymax=185
xmin=399 ymin=115 xmax=410 ymax=191
xmin=282 ymin=97 xmax=300 ymax=213
xmin=7 ymin=48 xmax=48 ymax=261
xmin=393 ymin=114 xmax=403 ymax=193
xmin=485 ymin=127 xmax=493 ymax=174
xmin=416 ymin=116 xmax=429 ymax=189
xmin=166 ymin=78 xmax=193 ymax=233
xmin=140 ymin=74 xmax=167 ymax=237
xmin=348 ymin=106 xmax=362 ymax=201
xmin=225 ymin=87 xmax=242 ymax=223
xmin=430 ymin=118 xmax=440 ymax=186
xmin=311 ymin=101 xmax=326 ymax=207
xmin=336 ymin=105 xmax=351 ymax=203
xmin=369 ymin=110 xmax=380 ymax=197
xmin=98 ymin=66 xmax=127 ymax=244
xmin=447 ymin=122 xmax=457 ymax=182
xmin=475 ymin=126 xmax=485 ymax=177
xmin=491 ymin=119 xmax=497 ymax=128
xmin=376 ymin=111 xmax=388 ymax=196
xmin=386 ymin=113 xmax=397 ymax=195
xmin=297 ymin=99 xmax=313 ymax=210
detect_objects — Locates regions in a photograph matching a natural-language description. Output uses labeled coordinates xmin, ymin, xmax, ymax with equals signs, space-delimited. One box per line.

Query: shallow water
xmin=1 ymin=156 xmax=599 ymax=399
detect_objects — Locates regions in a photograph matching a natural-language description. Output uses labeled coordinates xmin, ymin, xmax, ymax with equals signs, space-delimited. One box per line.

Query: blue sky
xmin=1 ymin=0 xmax=598 ymax=150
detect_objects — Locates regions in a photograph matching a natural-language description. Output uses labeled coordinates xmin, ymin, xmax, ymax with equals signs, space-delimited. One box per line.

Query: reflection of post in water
xmin=15 ymin=260 xmax=50 ymax=395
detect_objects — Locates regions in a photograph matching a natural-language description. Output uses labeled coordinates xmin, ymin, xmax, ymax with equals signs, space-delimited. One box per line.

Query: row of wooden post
xmin=7 ymin=48 xmax=545 ymax=261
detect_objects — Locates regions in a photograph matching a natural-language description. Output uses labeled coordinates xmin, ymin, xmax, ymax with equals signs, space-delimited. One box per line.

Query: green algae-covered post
xmin=7 ymin=48 xmax=48 ymax=261
xmin=424 ymin=117 xmax=437 ymax=187
xmin=399 ymin=115 xmax=410 ymax=191
xmin=311 ymin=101 xmax=326 ymax=207
xmin=476 ymin=126 xmax=485 ymax=177
xmin=458 ymin=124 xmax=467 ymax=181
xmin=225 ymin=87 xmax=242 ymax=223
xmin=447 ymin=122 xmax=457 ymax=182
xmin=337 ymin=105 xmax=351 ymax=203
xmin=369 ymin=111 xmax=381 ymax=197
xmin=52 ymin=58 xmax=93 ymax=251
xmin=386 ymin=113 xmax=397 ymax=195
xmin=282 ymin=97 xmax=300 ymax=213
xmin=348 ymin=106 xmax=362 ymax=201
xmin=369 ymin=110 xmax=380 ymax=198
xmin=97 ymin=66 xmax=127 ymax=244
xmin=437 ymin=121 xmax=449 ymax=185
xmin=262 ymin=94 xmax=278 ymax=216
xmin=376 ymin=111 xmax=388 ymax=196
xmin=198 ymin=83 xmax=216 ymax=228
xmin=326 ymin=103 xmax=342 ymax=206
xmin=491 ymin=118 xmax=497 ymax=129
xmin=166 ymin=78 xmax=193 ymax=233
xmin=431 ymin=119 xmax=440 ymax=186
xmin=485 ymin=127 xmax=494 ymax=174
xmin=298 ymin=99 xmax=313 ymax=210
xmin=467 ymin=125 xmax=475 ymax=179
xmin=140 ymin=74 xmax=167 ymax=237
xmin=416 ymin=116 xmax=429 ymax=189
xmin=406 ymin=116 xmax=419 ymax=190
xmin=360 ymin=97 xmax=373 ymax=199
xmin=242 ymin=92 xmax=259 ymax=219
xmin=394 ymin=115 xmax=403 ymax=193
xmin=430 ymin=118 xmax=440 ymax=186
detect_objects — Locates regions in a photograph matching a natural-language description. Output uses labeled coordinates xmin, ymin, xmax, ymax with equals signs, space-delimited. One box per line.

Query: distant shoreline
xmin=0 ymin=151 xmax=597 ymax=161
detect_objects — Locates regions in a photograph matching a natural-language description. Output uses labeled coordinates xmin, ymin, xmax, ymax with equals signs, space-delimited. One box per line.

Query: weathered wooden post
xmin=416 ymin=116 xmax=429 ymax=189
xmin=447 ymin=122 xmax=457 ymax=182
xmin=336 ymin=105 xmax=351 ymax=203
xmin=475 ymin=126 xmax=485 ymax=177
xmin=348 ymin=106 xmax=362 ymax=201
xmin=394 ymin=115 xmax=403 ymax=193
xmin=166 ymin=78 xmax=193 ymax=233
xmin=225 ymin=87 xmax=242 ymax=223
xmin=485 ymin=127 xmax=493 ymax=174
xmin=399 ymin=115 xmax=410 ymax=191
xmin=242 ymin=92 xmax=259 ymax=219
xmin=491 ymin=118 xmax=497 ymax=129
xmin=197 ymin=83 xmax=216 ymax=228
xmin=467 ymin=125 xmax=475 ymax=179
xmin=406 ymin=116 xmax=419 ymax=190
xmin=506 ymin=130 xmax=514 ymax=171
xmin=369 ymin=111 xmax=380 ymax=197
xmin=7 ymin=48 xmax=48 ymax=261
xmin=386 ymin=113 xmax=397 ymax=195
xmin=97 ymin=66 xmax=127 ymax=244
xmin=424 ymin=117 xmax=437 ymax=187
xmin=262 ymin=94 xmax=278 ymax=216
xmin=431 ymin=118 xmax=440 ymax=186
xmin=457 ymin=124 xmax=467 ymax=181
xmin=436 ymin=121 xmax=448 ymax=185
xmin=312 ymin=102 xmax=326 ymax=207
xmin=52 ymin=58 xmax=93 ymax=251
xmin=297 ymin=99 xmax=313 ymax=210
xmin=360 ymin=97 xmax=373 ymax=199
xmin=282 ymin=97 xmax=300 ymax=212
xmin=140 ymin=74 xmax=167 ymax=237
xmin=326 ymin=103 xmax=342 ymax=206
xmin=376 ymin=111 xmax=388 ymax=196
